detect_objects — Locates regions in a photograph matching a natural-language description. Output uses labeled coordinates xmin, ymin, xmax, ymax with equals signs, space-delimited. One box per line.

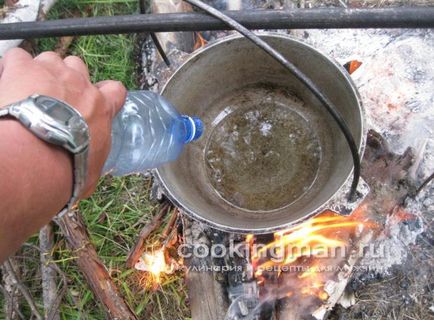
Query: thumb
xmin=95 ymin=80 xmax=127 ymax=116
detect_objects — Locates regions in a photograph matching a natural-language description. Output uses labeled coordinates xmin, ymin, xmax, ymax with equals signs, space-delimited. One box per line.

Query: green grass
xmin=0 ymin=1 xmax=190 ymax=319
xmin=38 ymin=0 xmax=138 ymax=88
xmin=52 ymin=177 xmax=189 ymax=319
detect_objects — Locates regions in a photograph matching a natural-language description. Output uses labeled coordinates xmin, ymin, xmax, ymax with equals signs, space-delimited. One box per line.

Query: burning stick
xmin=150 ymin=0 xmax=196 ymax=56
xmin=311 ymin=231 xmax=374 ymax=320
xmin=126 ymin=203 xmax=170 ymax=268
xmin=133 ymin=208 xmax=181 ymax=290
xmin=134 ymin=246 xmax=177 ymax=291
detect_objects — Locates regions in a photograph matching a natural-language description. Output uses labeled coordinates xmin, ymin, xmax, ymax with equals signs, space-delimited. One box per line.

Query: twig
xmin=126 ymin=203 xmax=170 ymax=268
xmin=39 ymin=223 xmax=60 ymax=320
xmin=412 ymin=172 xmax=434 ymax=198
xmin=1 ymin=259 xmax=22 ymax=320
xmin=3 ymin=259 xmax=43 ymax=320
xmin=0 ymin=284 xmax=25 ymax=320
xmin=161 ymin=208 xmax=178 ymax=238
xmin=164 ymin=224 xmax=179 ymax=249
xmin=55 ymin=209 xmax=138 ymax=319
xmin=402 ymin=171 xmax=433 ymax=206
xmin=23 ymin=241 xmax=69 ymax=320
xmin=45 ymin=263 xmax=68 ymax=320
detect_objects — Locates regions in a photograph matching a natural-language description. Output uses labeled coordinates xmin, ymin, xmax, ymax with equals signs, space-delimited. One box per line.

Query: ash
xmin=357 ymin=191 xmax=428 ymax=274
xmin=295 ymin=28 xmax=433 ymax=319
xmin=295 ymin=28 xmax=434 ymax=179
xmin=332 ymin=185 xmax=434 ymax=320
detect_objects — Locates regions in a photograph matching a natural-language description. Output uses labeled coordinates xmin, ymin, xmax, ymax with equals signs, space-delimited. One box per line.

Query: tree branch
xmin=55 ymin=209 xmax=138 ymax=320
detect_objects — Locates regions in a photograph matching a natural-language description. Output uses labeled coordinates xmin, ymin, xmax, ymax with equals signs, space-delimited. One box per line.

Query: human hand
xmin=0 ymin=48 xmax=127 ymax=198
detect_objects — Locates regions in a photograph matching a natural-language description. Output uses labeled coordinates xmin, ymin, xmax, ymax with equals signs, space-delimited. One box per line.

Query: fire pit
xmin=2 ymin=1 xmax=431 ymax=320
xmin=156 ymin=34 xmax=365 ymax=233
xmin=139 ymin=12 xmax=432 ymax=320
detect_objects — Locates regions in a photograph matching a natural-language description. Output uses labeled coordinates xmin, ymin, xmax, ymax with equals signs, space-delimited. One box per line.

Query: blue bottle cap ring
xmin=182 ymin=116 xmax=204 ymax=143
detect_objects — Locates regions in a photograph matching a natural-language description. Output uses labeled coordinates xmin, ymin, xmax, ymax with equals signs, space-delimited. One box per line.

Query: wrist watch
xmin=0 ymin=94 xmax=90 ymax=218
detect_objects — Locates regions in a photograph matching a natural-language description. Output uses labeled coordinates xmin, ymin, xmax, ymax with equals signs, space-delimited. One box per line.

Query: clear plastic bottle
xmin=102 ymin=91 xmax=203 ymax=176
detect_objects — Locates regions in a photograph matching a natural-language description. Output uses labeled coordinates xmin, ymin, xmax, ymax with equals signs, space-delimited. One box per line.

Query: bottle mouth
xmin=182 ymin=115 xmax=204 ymax=143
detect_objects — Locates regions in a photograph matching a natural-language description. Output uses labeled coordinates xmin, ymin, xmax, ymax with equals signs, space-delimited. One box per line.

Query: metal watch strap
xmin=0 ymin=105 xmax=87 ymax=218
xmin=56 ymin=146 xmax=88 ymax=218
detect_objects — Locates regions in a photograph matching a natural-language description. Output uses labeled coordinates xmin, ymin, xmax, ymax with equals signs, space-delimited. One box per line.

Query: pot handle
xmin=326 ymin=177 xmax=370 ymax=216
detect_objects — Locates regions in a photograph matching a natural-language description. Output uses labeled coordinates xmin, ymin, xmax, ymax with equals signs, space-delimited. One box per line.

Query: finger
xmin=0 ymin=59 xmax=3 ymax=77
xmin=34 ymin=51 xmax=66 ymax=75
xmin=96 ymin=80 xmax=127 ymax=116
xmin=64 ymin=56 xmax=90 ymax=81
xmin=94 ymin=80 xmax=112 ymax=89
xmin=2 ymin=48 xmax=33 ymax=68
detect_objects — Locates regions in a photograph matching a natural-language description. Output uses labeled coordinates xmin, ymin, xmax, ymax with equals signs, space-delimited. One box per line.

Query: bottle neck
xmin=181 ymin=115 xmax=203 ymax=144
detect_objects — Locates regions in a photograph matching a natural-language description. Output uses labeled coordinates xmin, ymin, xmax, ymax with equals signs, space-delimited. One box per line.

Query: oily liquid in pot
xmin=205 ymin=97 xmax=322 ymax=211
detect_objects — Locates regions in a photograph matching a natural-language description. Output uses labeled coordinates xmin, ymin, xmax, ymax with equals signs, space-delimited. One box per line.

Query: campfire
xmin=3 ymin=1 xmax=430 ymax=320
xmin=251 ymin=209 xmax=376 ymax=300
xmin=134 ymin=209 xmax=375 ymax=288
xmin=130 ymin=2 xmax=433 ymax=320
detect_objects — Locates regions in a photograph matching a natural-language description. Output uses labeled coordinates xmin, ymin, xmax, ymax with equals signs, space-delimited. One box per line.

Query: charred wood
xmin=183 ymin=216 xmax=229 ymax=320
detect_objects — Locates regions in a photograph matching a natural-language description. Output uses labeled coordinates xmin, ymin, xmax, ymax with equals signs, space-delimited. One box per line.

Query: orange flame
xmin=135 ymin=247 xmax=173 ymax=284
xmin=251 ymin=210 xmax=377 ymax=301
xmin=194 ymin=32 xmax=208 ymax=50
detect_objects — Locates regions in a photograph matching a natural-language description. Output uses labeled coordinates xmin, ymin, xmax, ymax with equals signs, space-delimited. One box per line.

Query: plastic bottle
xmin=102 ymin=91 xmax=203 ymax=176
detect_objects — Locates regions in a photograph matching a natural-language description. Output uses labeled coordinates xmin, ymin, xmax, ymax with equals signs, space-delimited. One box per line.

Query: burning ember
xmin=135 ymin=247 xmax=175 ymax=285
xmin=193 ymin=32 xmax=208 ymax=50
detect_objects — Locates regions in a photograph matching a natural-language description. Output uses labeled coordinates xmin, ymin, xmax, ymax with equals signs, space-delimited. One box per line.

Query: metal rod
xmin=0 ymin=8 xmax=433 ymax=40
xmin=184 ymin=0 xmax=362 ymax=200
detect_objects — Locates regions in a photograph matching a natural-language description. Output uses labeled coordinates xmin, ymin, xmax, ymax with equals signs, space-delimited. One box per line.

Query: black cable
xmin=184 ymin=0 xmax=361 ymax=201
xmin=138 ymin=0 xmax=171 ymax=67
xmin=150 ymin=33 xmax=171 ymax=67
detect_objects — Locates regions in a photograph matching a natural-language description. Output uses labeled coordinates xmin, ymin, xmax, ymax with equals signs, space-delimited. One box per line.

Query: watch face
xmin=37 ymin=96 xmax=77 ymax=124
xmin=33 ymin=95 xmax=90 ymax=153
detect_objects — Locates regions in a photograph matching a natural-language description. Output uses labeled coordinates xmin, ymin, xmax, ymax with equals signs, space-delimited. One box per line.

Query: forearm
xmin=0 ymin=119 xmax=72 ymax=262
xmin=0 ymin=48 xmax=126 ymax=262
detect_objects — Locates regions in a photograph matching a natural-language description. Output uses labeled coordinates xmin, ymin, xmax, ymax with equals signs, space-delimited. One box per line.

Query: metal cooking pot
xmin=156 ymin=34 xmax=365 ymax=233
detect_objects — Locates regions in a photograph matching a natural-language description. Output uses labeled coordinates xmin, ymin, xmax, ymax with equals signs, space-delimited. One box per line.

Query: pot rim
xmin=156 ymin=32 xmax=366 ymax=234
